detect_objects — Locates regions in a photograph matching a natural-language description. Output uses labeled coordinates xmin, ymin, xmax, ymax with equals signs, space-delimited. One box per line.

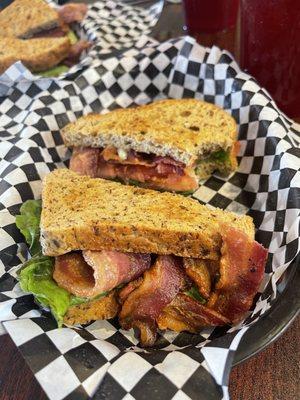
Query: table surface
xmin=0 ymin=3 xmax=299 ymax=400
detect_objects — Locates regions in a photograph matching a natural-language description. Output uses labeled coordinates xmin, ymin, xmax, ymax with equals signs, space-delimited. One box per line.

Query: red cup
xmin=239 ymin=0 xmax=300 ymax=118
xmin=182 ymin=0 xmax=240 ymax=34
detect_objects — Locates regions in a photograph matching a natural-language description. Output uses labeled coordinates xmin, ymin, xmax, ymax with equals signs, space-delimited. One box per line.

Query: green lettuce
xmin=185 ymin=286 xmax=206 ymax=304
xmin=70 ymin=292 xmax=108 ymax=307
xmin=18 ymin=253 xmax=109 ymax=325
xmin=19 ymin=255 xmax=70 ymax=326
xmin=16 ymin=199 xmax=114 ymax=325
xmin=16 ymin=199 xmax=70 ymax=325
xmin=15 ymin=200 xmax=42 ymax=256
xmin=175 ymin=190 xmax=194 ymax=196
xmin=67 ymin=29 xmax=78 ymax=45
xmin=38 ymin=65 xmax=69 ymax=78
xmin=210 ymin=149 xmax=230 ymax=163
xmin=196 ymin=149 xmax=230 ymax=166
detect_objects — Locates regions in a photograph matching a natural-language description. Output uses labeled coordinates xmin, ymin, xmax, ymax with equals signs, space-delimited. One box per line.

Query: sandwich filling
xmin=69 ymin=146 xmax=236 ymax=193
xmin=16 ymin=200 xmax=267 ymax=347
xmin=33 ymin=3 xmax=91 ymax=76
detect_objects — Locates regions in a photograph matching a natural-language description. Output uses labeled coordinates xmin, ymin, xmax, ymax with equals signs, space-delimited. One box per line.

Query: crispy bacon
xmin=54 ymin=251 xmax=151 ymax=298
xmin=101 ymin=147 xmax=185 ymax=170
xmin=100 ymin=147 xmax=185 ymax=176
xmin=118 ymin=278 xmax=143 ymax=303
xmin=58 ymin=3 xmax=88 ymax=24
xmin=184 ymin=258 xmax=214 ymax=299
xmin=69 ymin=147 xmax=99 ymax=177
xmin=207 ymin=226 xmax=267 ymax=323
xmin=157 ymin=293 xmax=229 ymax=333
xmin=70 ymin=146 xmax=198 ymax=191
xmin=63 ymin=40 xmax=92 ymax=67
xmin=53 ymin=253 xmax=95 ymax=297
xmin=119 ymin=255 xmax=186 ymax=346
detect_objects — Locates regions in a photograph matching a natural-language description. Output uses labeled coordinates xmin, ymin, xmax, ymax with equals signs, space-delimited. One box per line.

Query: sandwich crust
xmin=0 ymin=0 xmax=59 ymax=39
xmin=0 ymin=37 xmax=71 ymax=74
xmin=61 ymin=99 xmax=237 ymax=165
xmin=41 ymin=169 xmax=254 ymax=259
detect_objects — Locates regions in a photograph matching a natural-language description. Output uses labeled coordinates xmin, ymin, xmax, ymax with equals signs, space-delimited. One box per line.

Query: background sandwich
xmin=16 ymin=169 xmax=267 ymax=346
xmin=0 ymin=0 xmax=90 ymax=76
xmin=62 ymin=99 xmax=239 ymax=194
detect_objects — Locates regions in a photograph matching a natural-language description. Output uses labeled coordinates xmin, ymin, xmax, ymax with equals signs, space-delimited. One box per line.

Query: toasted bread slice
xmin=61 ymin=99 xmax=238 ymax=167
xmin=0 ymin=0 xmax=59 ymax=39
xmin=41 ymin=169 xmax=254 ymax=259
xmin=0 ymin=37 xmax=71 ymax=74
xmin=63 ymin=291 xmax=119 ymax=325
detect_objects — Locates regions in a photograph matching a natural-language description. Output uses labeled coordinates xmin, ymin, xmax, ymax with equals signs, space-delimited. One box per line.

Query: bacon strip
xmin=58 ymin=3 xmax=88 ymax=24
xmin=184 ymin=258 xmax=213 ymax=299
xmin=101 ymin=147 xmax=185 ymax=170
xmin=119 ymin=255 xmax=186 ymax=346
xmin=118 ymin=278 xmax=143 ymax=303
xmin=70 ymin=147 xmax=198 ymax=192
xmin=207 ymin=226 xmax=267 ymax=323
xmin=69 ymin=147 xmax=99 ymax=177
xmin=157 ymin=293 xmax=229 ymax=333
xmin=54 ymin=251 xmax=151 ymax=298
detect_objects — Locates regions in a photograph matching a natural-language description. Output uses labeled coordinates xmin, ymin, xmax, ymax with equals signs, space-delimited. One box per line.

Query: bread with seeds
xmin=41 ymin=169 xmax=254 ymax=259
xmin=62 ymin=99 xmax=239 ymax=193
xmin=0 ymin=0 xmax=60 ymax=39
xmin=0 ymin=37 xmax=71 ymax=74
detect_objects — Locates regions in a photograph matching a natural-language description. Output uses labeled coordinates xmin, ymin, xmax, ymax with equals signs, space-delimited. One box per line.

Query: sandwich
xmin=62 ymin=99 xmax=239 ymax=194
xmin=16 ymin=169 xmax=267 ymax=346
xmin=0 ymin=0 xmax=90 ymax=76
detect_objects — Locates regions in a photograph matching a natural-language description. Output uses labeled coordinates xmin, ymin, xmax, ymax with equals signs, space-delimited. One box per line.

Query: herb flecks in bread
xmin=0 ymin=0 xmax=60 ymax=39
xmin=41 ymin=169 xmax=254 ymax=259
xmin=62 ymin=99 xmax=238 ymax=166
xmin=0 ymin=37 xmax=71 ymax=74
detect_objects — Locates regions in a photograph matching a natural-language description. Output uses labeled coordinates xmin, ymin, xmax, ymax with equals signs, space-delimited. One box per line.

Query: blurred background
xmin=1 ymin=0 xmax=299 ymax=118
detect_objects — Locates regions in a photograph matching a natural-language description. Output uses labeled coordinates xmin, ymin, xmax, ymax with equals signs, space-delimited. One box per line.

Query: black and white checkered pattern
xmin=0 ymin=0 xmax=163 ymax=93
xmin=0 ymin=36 xmax=299 ymax=399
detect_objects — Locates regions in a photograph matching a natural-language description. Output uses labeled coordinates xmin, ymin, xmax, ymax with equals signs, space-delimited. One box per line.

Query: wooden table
xmin=0 ymin=3 xmax=299 ymax=400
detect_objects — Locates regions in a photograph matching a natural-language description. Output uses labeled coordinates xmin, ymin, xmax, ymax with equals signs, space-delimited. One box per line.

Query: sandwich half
xmin=62 ymin=99 xmax=239 ymax=194
xmin=0 ymin=37 xmax=71 ymax=74
xmin=17 ymin=169 xmax=267 ymax=346
xmin=0 ymin=0 xmax=90 ymax=76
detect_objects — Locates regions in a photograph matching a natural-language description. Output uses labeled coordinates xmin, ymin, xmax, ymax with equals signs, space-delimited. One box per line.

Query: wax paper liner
xmin=0 ymin=36 xmax=299 ymax=400
xmin=0 ymin=0 xmax=163 ymax=91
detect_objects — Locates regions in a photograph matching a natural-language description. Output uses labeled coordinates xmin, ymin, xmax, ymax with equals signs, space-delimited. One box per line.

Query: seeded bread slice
xmin=41 ymin=169 xmax=254 ymax=259
xmin=61 ymin=99 xmax=238 ymax=166
xmin=0 ymin=0 xmax=60 ymax=39
xmin=0 ymin=37 xmax=71 ymax=74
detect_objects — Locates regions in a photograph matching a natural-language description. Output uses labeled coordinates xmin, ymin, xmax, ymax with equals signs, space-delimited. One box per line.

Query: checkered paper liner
xmin=0 ymin=36 xmax=299 ymax=400
xmin=0 ymin=0 xmax=163 ymax=91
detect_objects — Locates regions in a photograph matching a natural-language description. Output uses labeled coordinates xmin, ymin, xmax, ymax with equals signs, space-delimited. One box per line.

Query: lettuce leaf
xmin=19 ymin=254 xmax=70 ymax=326
xmin=38 ymin=65 xmax=69 ymax=78
xmin=185 ymin=286 xmax=206 ymax=304
xmin=209 ymin=150 xmax=230 ymax=163
xmin=18 ymin=254 xmax=109 ymax=325
xmin=70 ymin=292 xmax=108 ymax=307
xmin=15 ymin=200 xmax=42 ymax=256
xmin=15 ymin=199 xmax=111 ymax=325
xmin=67 ymin=29 xmax=78 ymax=45
xmin=175 ymin=190 xmax=194 ymax=196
